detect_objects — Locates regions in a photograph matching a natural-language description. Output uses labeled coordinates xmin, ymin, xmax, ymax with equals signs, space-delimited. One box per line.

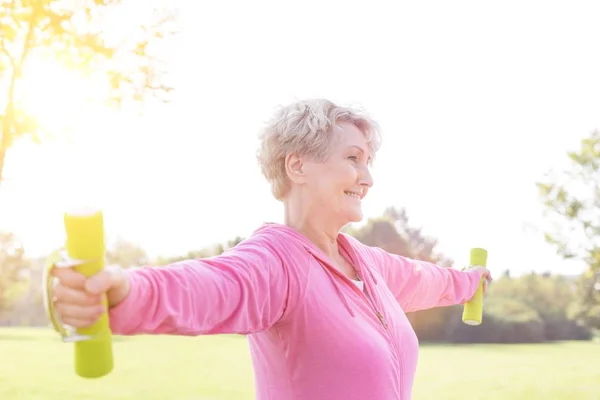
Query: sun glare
xmin=5 ymin=53 xmax=119 ymax=215
xmin=16 ymin=53 xmax=110 ymax=136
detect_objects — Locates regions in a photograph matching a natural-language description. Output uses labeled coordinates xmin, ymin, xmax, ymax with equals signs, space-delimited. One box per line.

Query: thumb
xmin=85 ymin=264 xmax=126 ymax=295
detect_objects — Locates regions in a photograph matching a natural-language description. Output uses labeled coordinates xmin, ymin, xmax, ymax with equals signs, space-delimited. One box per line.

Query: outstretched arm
xmin=370 ymin=247 xmax=487 ymax=313
xmin=108 ymin=234 xmax=296 ymax=336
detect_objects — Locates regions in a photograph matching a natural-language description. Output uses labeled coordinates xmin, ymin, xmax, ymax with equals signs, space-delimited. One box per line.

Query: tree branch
xmin=1 ymin=0 xmax=38 ymax=185
xmin=0 ymin=0 xmax=19 ymax=71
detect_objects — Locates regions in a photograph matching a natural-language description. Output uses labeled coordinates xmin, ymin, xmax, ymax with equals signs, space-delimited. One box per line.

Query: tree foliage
xmin=537 ymin=130 xmax=600 ymax=330
xmin=345 ymin=206 xmax=455 ymax=340
xmin=449 ymin=296 xmax=547 ymax=344
xmin=0 ymin=0 xmax=175 ymax=187
xmin=106 ymin=237 xmax=148 ymax=268
xmin=0 ymin=206 xmax=595 ymax=341
xmin=345 ymin=206 xmax=592 ymax=342
xmin=345 ymin=206 xmax=452 ymax=266
xmin=0 ymin=231 xmax=30 ymax=316
xmin=537 ymin=130 xmax=600 ymax=266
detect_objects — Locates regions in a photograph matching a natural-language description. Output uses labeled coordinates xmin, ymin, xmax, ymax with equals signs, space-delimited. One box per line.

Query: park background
xmin=1 ymin=0 xmax=599 ymax=399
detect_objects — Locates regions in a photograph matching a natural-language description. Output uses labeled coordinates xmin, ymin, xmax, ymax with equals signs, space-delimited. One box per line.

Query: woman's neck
xmin=283 ymin=197 xmax=341 ymax=259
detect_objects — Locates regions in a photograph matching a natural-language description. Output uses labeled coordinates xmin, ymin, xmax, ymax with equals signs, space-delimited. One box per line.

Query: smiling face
xmin=288 ymin=122 xmax=374 ymax=226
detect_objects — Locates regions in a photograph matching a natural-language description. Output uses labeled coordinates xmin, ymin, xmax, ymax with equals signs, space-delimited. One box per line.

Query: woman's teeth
xmin=345 ymin=191 xmax=361 ymax=199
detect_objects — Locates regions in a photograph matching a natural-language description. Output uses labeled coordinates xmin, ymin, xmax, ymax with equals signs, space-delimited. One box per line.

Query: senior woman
xmin=51 ymin=98 xmax=492 ymax=400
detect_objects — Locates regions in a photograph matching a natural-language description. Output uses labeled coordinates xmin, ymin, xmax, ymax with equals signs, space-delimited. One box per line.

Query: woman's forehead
xmin=333 ymin=123 xmax=371 ymax=147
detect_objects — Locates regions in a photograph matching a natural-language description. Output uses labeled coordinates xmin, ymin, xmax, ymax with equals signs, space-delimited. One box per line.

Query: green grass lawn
xmin=1 ymin=327 xmax=599 ymax=399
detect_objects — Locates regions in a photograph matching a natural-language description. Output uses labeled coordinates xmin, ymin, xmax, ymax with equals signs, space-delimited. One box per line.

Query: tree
xmin=484 ymin=272 xmax=589 ymax=340
xmin=106 ymin=237 xmax=148 ymax=268
xmin=0 ymin=0 xmax=175 ymax=189
xmin=345 ymin=206 xmax=454 ymax=340
xmin=537 ymin=130 xmax=600 ymax=266
xmin=568 ymin=269 xmax=600 ymax=331
xmin=536 ymin=130 xmax=600 ymax=330
xmin=0 ymin=232 xmax=30 ymax=317
xmin=226 ymin=236 xmax=245 ymax=250
xmin=0 ymin=257 xmax=47 ymax=326
xmin=346 ymin=207 xmax=453 ymax=266
xmin=447 ymin=296 xmax=546 ymax=344
xmin=154 ymin=244 xmax=226 ymax=266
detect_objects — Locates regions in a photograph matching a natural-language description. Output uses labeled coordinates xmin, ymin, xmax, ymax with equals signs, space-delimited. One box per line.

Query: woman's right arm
xmin=108 ymin=235 xmax=297 ymax=336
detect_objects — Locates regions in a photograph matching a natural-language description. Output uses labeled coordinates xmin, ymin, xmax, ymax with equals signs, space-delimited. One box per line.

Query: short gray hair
xmin=257 ymin=98 xmax=382 ymax=201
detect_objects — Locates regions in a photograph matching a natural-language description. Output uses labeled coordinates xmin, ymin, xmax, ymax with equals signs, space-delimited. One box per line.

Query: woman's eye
xmin=348 ymin=155 xmax=359 ymax=161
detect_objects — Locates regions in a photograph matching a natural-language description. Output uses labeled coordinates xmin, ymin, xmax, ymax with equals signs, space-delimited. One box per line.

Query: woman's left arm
xmin=369 ymin=247 xmax=491 ymax=313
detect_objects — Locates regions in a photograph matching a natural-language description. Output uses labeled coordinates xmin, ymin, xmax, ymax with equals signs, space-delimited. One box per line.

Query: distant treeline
xmin=0 ymin=207 xmax=595 ymax=343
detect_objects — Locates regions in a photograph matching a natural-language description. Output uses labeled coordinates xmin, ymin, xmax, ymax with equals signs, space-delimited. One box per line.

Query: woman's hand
xmin=51 ymin=265 xmax=130 ymax=328
xmin=470 ymin=266 xmax=493 ymax=293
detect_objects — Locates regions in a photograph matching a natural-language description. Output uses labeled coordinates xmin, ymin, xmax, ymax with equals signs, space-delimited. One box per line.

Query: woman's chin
xmin=343 ymin=209 xmax=363 ymax=224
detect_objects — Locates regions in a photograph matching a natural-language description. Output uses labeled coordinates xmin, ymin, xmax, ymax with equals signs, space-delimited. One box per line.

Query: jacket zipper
xmin=357 ymin=280 xmax=388 ymax=329
xmin=307 ymin=244 xmax=405 ymax=399
xmin=375 ymin=310 xmax=388 ymax=328
xmin=315 ymin=258 xmax=405 ymax=399
xmin=326 ymin=266 xmax=388 ymax=328
xmin=360 ymin=273 xmax=405 ymax=400
xmin=315 ymin=256 xmax=393 ymax=333
xmin=333 ymin=268 xmax=401 ymax=363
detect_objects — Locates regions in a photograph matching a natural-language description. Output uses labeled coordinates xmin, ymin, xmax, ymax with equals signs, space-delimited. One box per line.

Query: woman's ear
xmin=284 ymin=153 xmax=306 ymax=184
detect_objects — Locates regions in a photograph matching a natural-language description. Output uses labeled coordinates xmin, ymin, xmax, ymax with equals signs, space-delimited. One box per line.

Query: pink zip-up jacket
xmin=108 ymin=223 xmax=482 ymax=400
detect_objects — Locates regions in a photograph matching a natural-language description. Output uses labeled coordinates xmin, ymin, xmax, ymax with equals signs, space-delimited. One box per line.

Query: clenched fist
xmin=470 ymin=265 xmax=493 ymax=293
xmin=51 ymin=265 xmax=130 ymax=329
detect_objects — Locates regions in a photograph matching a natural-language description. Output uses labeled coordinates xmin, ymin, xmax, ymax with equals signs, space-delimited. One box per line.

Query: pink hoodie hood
xmin=109 ymin=222 xmax=482 ymax=400
xmin=254 ymin=222 xmax=381 ymax=317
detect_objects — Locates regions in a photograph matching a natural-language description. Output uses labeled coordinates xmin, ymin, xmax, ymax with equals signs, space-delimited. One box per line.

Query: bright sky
xmin=1 ymin=0 xmax=598 ymax=276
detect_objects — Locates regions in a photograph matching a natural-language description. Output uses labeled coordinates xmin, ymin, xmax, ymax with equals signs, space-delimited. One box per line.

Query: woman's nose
xmin=359 ymin=166 xmax=373 ymax=188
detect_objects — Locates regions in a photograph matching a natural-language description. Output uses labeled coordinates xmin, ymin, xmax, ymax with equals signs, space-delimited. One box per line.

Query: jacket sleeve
xmin=107 ymin=235 xmax=293 ymax=336
xmin=370 ymin=247 xmax=483 ymax=313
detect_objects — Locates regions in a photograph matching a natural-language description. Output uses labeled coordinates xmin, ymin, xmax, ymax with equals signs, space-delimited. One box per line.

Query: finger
xmin=61 ymin=316 xmax=100 ymax=329
xmin=55 ymin=302 xmax=104 ymax=321
xmin=84 ymin=269 xmax=120 ymax=295
xmin=51 ymin=267 xmax=87 ymax=290
xmin=85 ymin=266 xmax=125 ymax=296
xmin=477 ymin=267 xmax=492 ymax=281
xmin=53 ymin=284 xmax=102 ymax=307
